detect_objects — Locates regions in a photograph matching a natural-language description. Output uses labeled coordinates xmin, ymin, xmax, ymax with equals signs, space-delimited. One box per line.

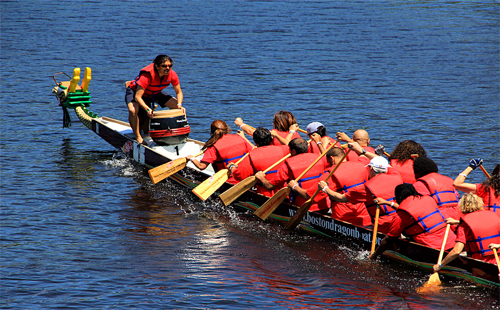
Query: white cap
xmin=306 ymin=122 xmax=323 ymax=134
xmin=365 ymin=156 xmax=389 ymax=169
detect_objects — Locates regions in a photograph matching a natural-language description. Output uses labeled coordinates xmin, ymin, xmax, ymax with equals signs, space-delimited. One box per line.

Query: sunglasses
xmin=160 ymin=64 xmax=173 ymax=68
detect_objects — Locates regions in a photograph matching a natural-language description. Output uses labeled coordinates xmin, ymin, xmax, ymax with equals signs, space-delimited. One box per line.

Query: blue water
xmin=1 ymin=0 xmax=499 ymax=309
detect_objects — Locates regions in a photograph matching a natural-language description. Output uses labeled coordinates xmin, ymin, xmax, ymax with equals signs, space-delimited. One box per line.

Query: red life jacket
xmin=397 ymin=195 xmax=447 ymax=237
xmin=308 ymin=136 xmax=340 ymax=154
xmin=461 ymin=210 xmax=500 ymax=258
xmin=329 ymin=161 xmax=372 ymax=226
xmin=364 ymin=170 xmax=404 ymax=218
xmin=249 ymin=145 xmax=290 ymax=196
xmin=286 ymin=153 xmax=326 ymax=206
xmin=390 ymin=159 xmax=416 ymax=183
xmin=212 ymin=134 xmax=251 ymax=172
xmin=347 ymin=146 xmax=375 ymax=162
xmin=416 ymin=172 xmax=459 ymax=208
xmin=478 ymin=184 xmax=500 ymax=216
xmin=129 ymin=63 xmax=173 ymax=98
xmin=270 ymin=130 xmax=302 ymax=146
xmin=333 ymin=161 xmax=369 ymax=195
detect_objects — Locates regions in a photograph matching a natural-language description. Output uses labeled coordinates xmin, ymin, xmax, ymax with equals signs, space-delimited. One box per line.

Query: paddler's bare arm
xmin=255 ymin=171 xmax=276 ymax=191
xmin=185 ymin=155 xmax=209 ymax=170
xmin=433 ymin=242 xmax=464 ymax=272
xmin=288 ymin=180 xmax=309 ymax=199
xmin=318 ymin=181 xmax=349 ymax=202
xmin=135 ymin=86 xmax=154 ymax=118
xmin=311 ymin=133 xmax=326 ymax=154
xmin=348 ymin=142 xmax=377 ymax=160
xmin=172 ymin=83 xmax=185 ymax=113
xmin=234 ymin=118 xmax=256 ymax=136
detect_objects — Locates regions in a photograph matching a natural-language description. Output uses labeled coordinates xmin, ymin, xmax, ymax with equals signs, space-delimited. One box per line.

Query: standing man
xmin=126 ymin=55 xmax=184 ymax=145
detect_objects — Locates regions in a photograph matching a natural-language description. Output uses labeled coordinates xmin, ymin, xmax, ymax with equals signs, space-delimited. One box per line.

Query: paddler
xmin=387 ymin=140 xmax=427 ymax=183
xmin=126 ymin=55 xmax=184 ymax=146
xmin=320 ymin=143 xmax=404 ymax=234
xmin=336 ymin=129 xmax=375 ymax=162
xmin=369 ymin=184 xmax=458 ymax=260
xmin=231 ymin=127 xmax=290 ymax=197
xmin=288 ymin=147 xmax=372 ymax=224
xmin=433 ymin=194 xmax=500 ymax=274
xmin=255 ymin=138 xmax=327 ymax=206
xmin=453 ymin=159 xmax=500 ymax=218
xmin=413 ymin=157 xmax=460 ymax=212
xmin=305 ymin=122 xmax=341 ymax=154
xmin=186 ymin=120 xmax=253 ymax=184
xmin=235 ymin=110 xmax=302 ymax=145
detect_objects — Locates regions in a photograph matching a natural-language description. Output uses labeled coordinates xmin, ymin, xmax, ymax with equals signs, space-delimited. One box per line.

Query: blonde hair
xmin=458 ymin=193 xmax=484 ymax=214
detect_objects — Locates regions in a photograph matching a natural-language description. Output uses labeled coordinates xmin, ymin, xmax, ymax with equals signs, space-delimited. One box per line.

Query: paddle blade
xmin=284 ymin=198 xmax=313 ymax=230
xmin=192 ymin=169 xmax=230 ymax=201
xmin=149 ymin=158 xmax=187 ymax=184
xmin=254 ymin=187 xmax=291 ymax=221
xmin=219 ymin=176 xmax=257 ymax=206
xmin=416 ymin=272 xmax=442 ymax=294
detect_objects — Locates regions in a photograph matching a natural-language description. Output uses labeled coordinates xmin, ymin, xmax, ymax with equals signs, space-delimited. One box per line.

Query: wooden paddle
xmin=480 ymin=165 xmax=491 ymax=179
xmin=254 ymin=139 xmax=338 ymax=221
xmin=371 ymin=206 xmax=381 ymax=254
xmin=219 ymin=153 xmax=292 ymax=206
xmin=425 ymin=223 xmax=451 ymax=287
xmin=192 ymin=152 xmax=251 ymax=201
xmin=284 ymin=149 xmax=351 ymax=230
xmin=493 ymin=248 xmax=500 ymax=281
xmin=149 ymin=150 xmax=204 ymax=184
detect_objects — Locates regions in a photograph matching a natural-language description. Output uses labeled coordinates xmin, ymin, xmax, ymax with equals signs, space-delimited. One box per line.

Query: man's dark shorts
xmin=125 ymin=87 xmax=174 ymax=122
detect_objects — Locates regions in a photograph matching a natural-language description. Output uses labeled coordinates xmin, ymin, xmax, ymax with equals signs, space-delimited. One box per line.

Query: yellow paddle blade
xmin=192 ymin=169 xmax=230 ymax=201
xmin=254 ymin=187 xmax=291 ymax=220
xmin=284 ymin=198 xmax=313 ymax=230
xmin=149 ymin=158 xmax=187 ymax=184
xmin=416 ymin=272 xmax=442 ymax=294
xmin=219 ymin=176 xmax=257 ymax=206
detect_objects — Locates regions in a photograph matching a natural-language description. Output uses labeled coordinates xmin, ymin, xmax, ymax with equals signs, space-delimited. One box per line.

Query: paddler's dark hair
xmin=253 ymin=127 xmax=272 ymax=147
xmin=203 ymin=120 xmax=229 ymax=150
xmin=390 ymin=140 xmax=427 ymax=164
xmin=153 ymin=55 xmax=173 ymax=66
xmin=395 ymin=183 xmax=422 ymax=204
xmin=326 ymin=147 xmax=344 ymax=158
xmin=273 ymin=111 xmax=297 ymax=132
xmin=289 ymin=138 xmax=308 ymax=154
xmin=413 ymin=157 xmax=439 ymax=179
xmin=317 ymin=125 xmax=327 ymax=137
xmin=482 ymin=164 xmax=500 ymax=197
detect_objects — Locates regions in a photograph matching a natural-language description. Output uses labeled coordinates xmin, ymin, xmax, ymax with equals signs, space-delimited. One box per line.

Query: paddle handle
xmin=191 ymin=150 xmax=205 ymax=159
xmin=493 ymin=248 xmax=500 ymax=273
xmin=480 ymin=165 xmax=491 ymax=179
xmin=371 ymin=206 xmax=380 ymax=254
xmin=437 ymin=224 xmax=451 ymax=266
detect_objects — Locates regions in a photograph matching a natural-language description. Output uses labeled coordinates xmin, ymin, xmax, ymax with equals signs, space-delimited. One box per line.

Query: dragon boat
xmin=51 ymin=67 xmax=500 ymax=289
